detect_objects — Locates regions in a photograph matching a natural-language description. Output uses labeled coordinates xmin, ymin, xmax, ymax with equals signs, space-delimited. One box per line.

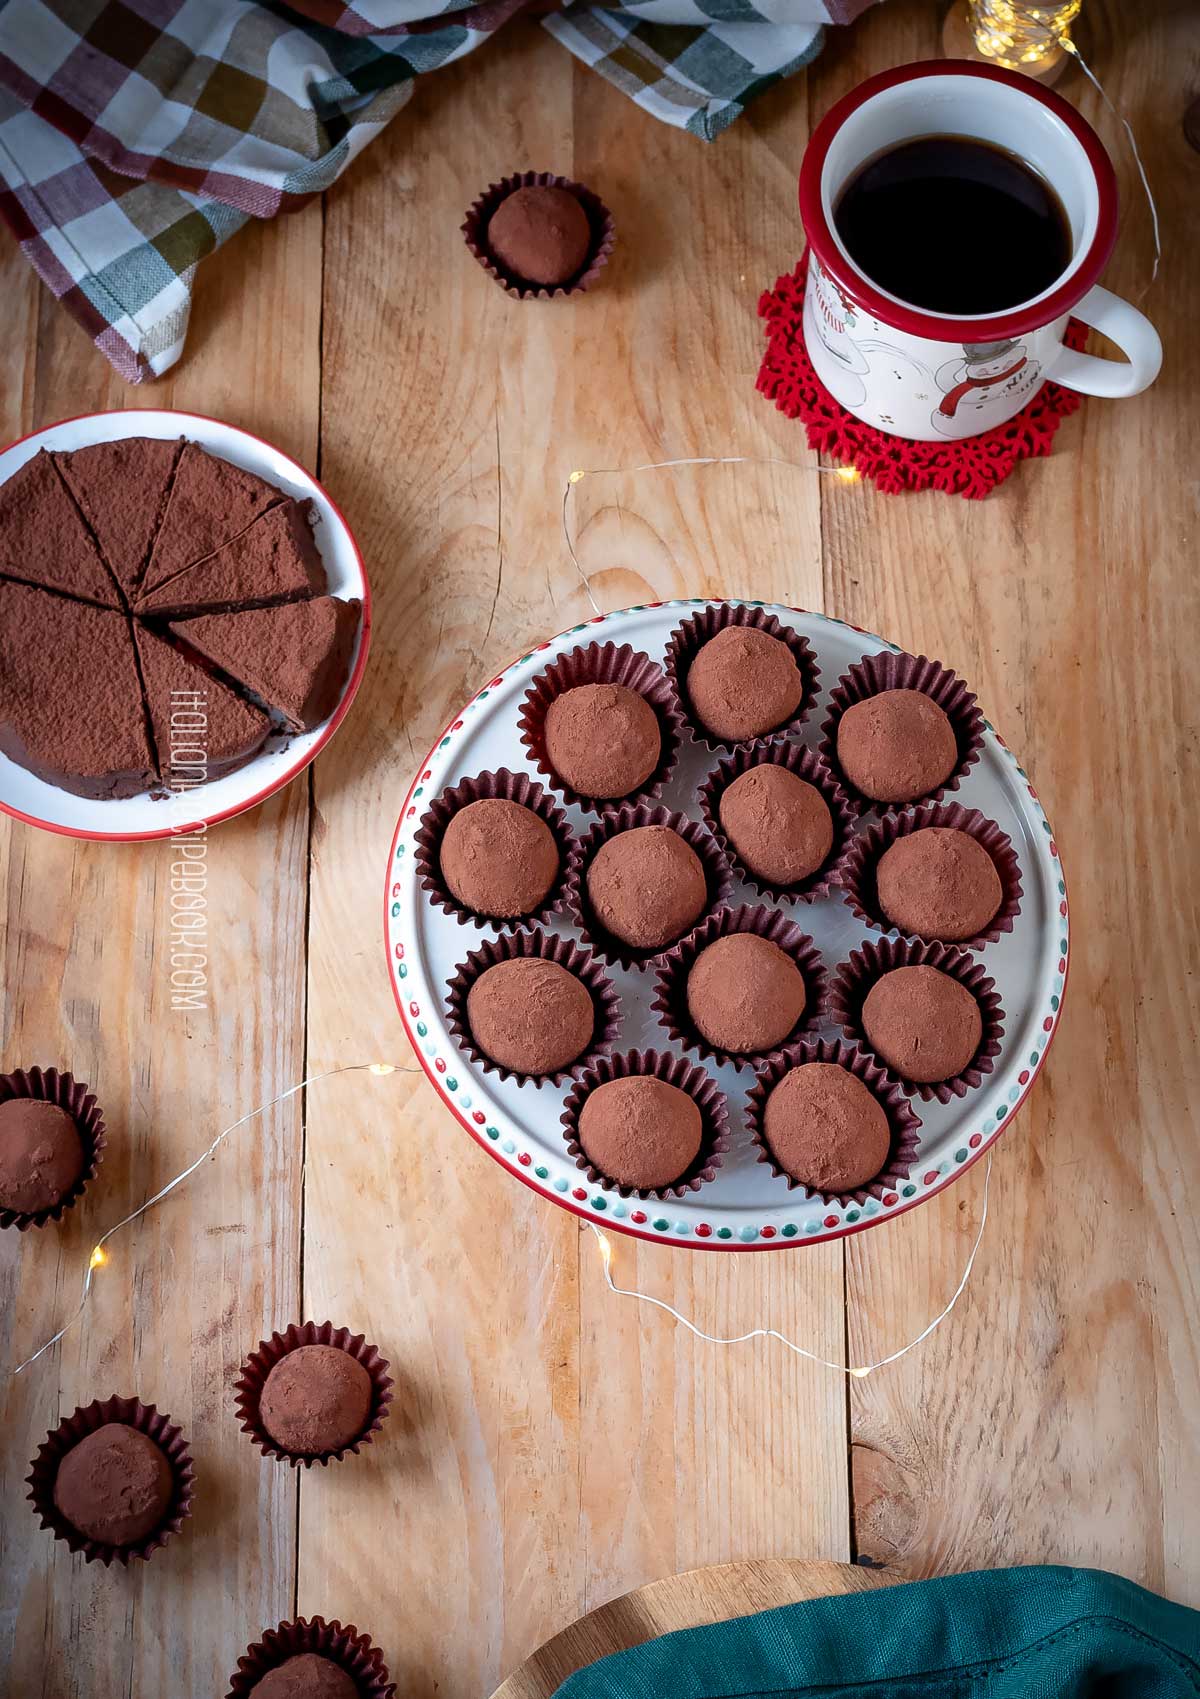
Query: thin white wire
xmin=589 ymin=1151 xmax=994 ymax=1377
xmin=11 ymin=1061 xmax=419 ymax=1377
xmin=1062 ymin=37 xmax=1160 ymax=295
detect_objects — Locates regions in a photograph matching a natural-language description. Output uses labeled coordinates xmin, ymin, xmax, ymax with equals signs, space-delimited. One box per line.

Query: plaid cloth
xmin=0 ymin=0 xmax=852 ymax=382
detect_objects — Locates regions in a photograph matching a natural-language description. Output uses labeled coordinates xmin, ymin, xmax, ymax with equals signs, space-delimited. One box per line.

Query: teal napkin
xmin=557 ymin=1567 xmax=1200 ymax=1697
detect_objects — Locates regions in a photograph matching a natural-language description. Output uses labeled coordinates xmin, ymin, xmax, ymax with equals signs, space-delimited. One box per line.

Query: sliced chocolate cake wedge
xmin=140 ymin=442 xmax=283 ymax=596
xmin=0 ymin=580 xmax=155 ymax=797
xmin=135 ymin=499 xmax=326 ymax=618
xmin=135 ymin=625 xmax=272 ymax=786
xmin=170 ymin=597 xmax=361 ymax=733
xmin=54 ymin=438 xmax=182 ymax=598
xmin=0 ymin=451 xmax=122 ymax=608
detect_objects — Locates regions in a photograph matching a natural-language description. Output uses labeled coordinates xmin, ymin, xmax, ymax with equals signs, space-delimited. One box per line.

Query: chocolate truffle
xmin=487 ymin=185 xmax=591 ymax=287
xmin=686 ymin=626 xmax=804 ymax=742
xmin=439 ymin=798 xmax=560 ymax=919
xmin=259 ymin=1344 xmax=373 ymax=1457
xmin=577 ymin=1076 xmax=702 ymax=1190
xmin=862 ymin=965 xmax=983 ymax=1083
xmin=876 ymin=827 xmax=1002 ymax=941
xmin=686 ymin=933 xmax=806 ymax=1054
xmin=467 ymin=957 xmax=594 ymax=1075
xmin=251 ymin=1654 xmax=359 ymax=1699
xmin=718 ymin=765 xmax=833 ymax=885
xmin=0 ymin=1098 xmax=84 ymax=1214
xmin=53 ymin=1423 xmax=174 ymax=1546
xmin=837 ymin=688 xmax=958 ymax=804
xmin=544 ymin=683 xmax=660 ymax=799
xmin=762 ymin=1062 xmax=891 ymax=1192
xmin=586 ymin=825 xmax=707 ymax=951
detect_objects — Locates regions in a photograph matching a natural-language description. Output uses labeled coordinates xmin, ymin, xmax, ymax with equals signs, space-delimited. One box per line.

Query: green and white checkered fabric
xmin=0 ymin=0 xmax=845 ymax=382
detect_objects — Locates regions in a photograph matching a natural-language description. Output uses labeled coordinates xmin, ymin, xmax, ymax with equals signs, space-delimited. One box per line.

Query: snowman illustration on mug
xmin=931 ymin=339 xmax=1044 ymax=435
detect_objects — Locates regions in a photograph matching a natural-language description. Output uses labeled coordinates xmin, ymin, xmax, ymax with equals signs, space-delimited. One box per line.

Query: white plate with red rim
xmin=385 ymin=599 xmax=1068 ymax=1251
xmin=0 ymin=410 xmax=371 ymax=842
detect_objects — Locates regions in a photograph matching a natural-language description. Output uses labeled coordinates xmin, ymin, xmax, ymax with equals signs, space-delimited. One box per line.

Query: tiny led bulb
xmin=836 ymin=466 xmax=861 ymax=484
xmin=89 ymin=1246 xmax=107 ymax=1270
xmin=849 ymin=1364 xmax=872 ymax=1379
xmin=368 ymin=1063 xmax=396 ymax=1076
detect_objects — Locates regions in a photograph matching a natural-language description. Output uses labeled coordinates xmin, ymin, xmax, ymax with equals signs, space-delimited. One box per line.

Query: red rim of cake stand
xmin=0 ymin=410 xmax=372 ymax=843
xmin=383 ymin=605 xmax=1070 ymax=1253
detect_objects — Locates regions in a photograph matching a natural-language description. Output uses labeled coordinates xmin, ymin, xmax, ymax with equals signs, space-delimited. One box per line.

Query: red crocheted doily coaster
xmin=757 ymin=251 xmax=1087 ymax=499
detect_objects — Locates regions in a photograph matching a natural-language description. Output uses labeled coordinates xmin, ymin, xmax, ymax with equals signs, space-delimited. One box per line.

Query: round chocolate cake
xmin=586 ymin=825 xmax=707 ymax=950
xmin=837 ymin=688 xmax=958 ymax=803
xmin=875 ymin=827 xmax=1002 ymax=941
xmin=544 ymin=682 xmax=660 ymax=799
xmin=861 ymin=965 xmax=982 ymax=1084
xmin=686 ymin=626 xmax=803 ymax=741
xmin=577 ymin=1076 xmax=702 ymax=1190
xmin=0 ymin=1098 xmax=84 ymax=1214
xmin=686 ymin=933 xmax=806 ymax=1054
xmin=440 ymin=798 xmax=560 ymax=920
xmin=467 ymin=957 xmax=594 ymax=1076
xmin=718 ymin=764 xmax=833 ymax=886
xmin=259 ymin=1344 xmax=373 ymax=1458
xmin=251 ymin=1654 xmax=360 ymax=1699
xmin=53 ymin=1422 xmax=174 ymax=1547
xmin=487 ymin=185 xmax=591 ymax=287
xmin=762 ymin=1062 xmax=891 ymax=1193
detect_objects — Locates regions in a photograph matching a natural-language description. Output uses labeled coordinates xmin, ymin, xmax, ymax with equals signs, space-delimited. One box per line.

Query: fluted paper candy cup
xmin=696 ymin=739 xmax=856 ymax=903
xmin=650 ymin=902 xmax=827 ymax=1069
xmin=234 ymin=1320 xmax=393 ymax=1468
xmin=561 ymin=1048 xmax=730 ymax=1201
xmin=0 ymin=1065 xmax=107 ymax=1230
xmin=445 ymin=927 xmax=621 ymax=1087
xmin=745 ymin=1036 xmax=921 ymax=1207
xmin=227 ymin=1615 xmax=396 ymax=1699
xmin=819 ymin=647 xmax=985 ymax=813
xmin=27 ymin=1395 xmax=195 ymax=1566
xmin=462 ymin=170 xmax=615 ymax=301
xmin=663 ymin=602 xmax=820 ymax=752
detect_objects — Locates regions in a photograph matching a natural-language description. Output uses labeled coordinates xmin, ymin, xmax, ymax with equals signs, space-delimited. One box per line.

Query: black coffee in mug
xmin=833 ymin=135 xmax=1072 ymax=316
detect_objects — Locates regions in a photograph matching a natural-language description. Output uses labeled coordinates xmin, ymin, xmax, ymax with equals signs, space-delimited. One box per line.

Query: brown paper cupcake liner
xmin=819 ymin=648 xmax=985 ymax=813
xmin=0 ymin=1065 xmax=107 ymax=1231
xmin=445 ymin=927 xmax=621 ymax=1088
xmin=828 ymin=935 xmax=1005 ymax=1104
xmin=569 ymin=801 xmax=733 ymax=970
xmin=517 ymin=639 xmax=685 ymax=814
xmin=413 ymin=767 xmax=580 ymax=934
xmin=745 ymin=1036 xmax=922 ymax=1207
xmin=226 ymin=1615 xmax=395 ymax=1699
xmin=234 ymin=1321 xmax=393 ymax=1469
xmin=650 ymin=903 xmax=828 ymax=1070
xmin=663 ymin=602 xmax=820 ymax=752
xmin=837 ymin=801 xmax=1023 ymax=949
xmin=462 ymin=170 xmax=615 ymax=300
xmin=696 ymin=739 xmax=857 ymax=903
xmin=561 ymin=1048 xmax=730 ymax=1200
xmin=26 ymin=1395 xmax=195 ymax=1566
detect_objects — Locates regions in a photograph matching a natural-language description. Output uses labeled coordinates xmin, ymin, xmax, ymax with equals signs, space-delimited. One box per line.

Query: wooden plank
xmin=832 ymin=0 xmax=1200 ymax=1602
xmin=0 ymin=206 xmax=323 ymax=1696
xmin=307 ymin=25 xmax=846 ymax=1697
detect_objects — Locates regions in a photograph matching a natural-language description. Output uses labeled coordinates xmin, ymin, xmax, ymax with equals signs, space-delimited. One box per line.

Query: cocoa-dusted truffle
xmin=467 ymin=957 xmax=594 ymax=1076
xmin=0 ymin=1098 xmax=84 ymax=1214
xmin=587 ymin=825 xmax=706 ymax=950
xmin=763 ymin=1062 xmax=891 ymax=1192
xmin=837 ymin=688 xmax=958 ymax=804
xmin=577 ymin=1076 xmax=701 ymax=1190
xmin=686 ymin=933 xmax=805 ymax=1054
xmin=440 ymin=798 xmax=560 ymax=919
xmin=862 ymin=965 xmax=982 ymax=1084
xmin=718 ymin=765 xmax=833 ymax=885
xmin=53 ymin=1423 xmax=174 ymax=1546
xmin=876 ymin=827 xmax=1002 ymax=941
xmin=544 ymin=683 xmax=660 ymax=799
xmin=259 ymin=1344 xmax=373 ymax=1458
xmin=686 ymin=626 xmax=803 ymax=741
xmin=487 ymin=184 xmax=591 ymax=287
xmin=251 ymin=1654 xmax=359 ymax=1699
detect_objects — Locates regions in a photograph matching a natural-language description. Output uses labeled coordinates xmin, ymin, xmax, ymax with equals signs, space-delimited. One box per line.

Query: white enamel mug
xmin=798 ymin=60 xmax=1162 ymax=441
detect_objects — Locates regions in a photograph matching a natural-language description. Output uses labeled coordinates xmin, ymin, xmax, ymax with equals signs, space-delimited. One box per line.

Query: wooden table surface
xmin=2 ymin=1 xmax=1197 ymax=1694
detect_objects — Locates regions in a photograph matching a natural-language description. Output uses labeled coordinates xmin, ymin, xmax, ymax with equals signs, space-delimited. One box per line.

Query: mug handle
xmin=1044 ymin=285 xmax=1162 ymax=398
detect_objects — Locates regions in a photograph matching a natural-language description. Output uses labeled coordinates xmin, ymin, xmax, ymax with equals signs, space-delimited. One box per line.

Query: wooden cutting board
xmin=491 ymin=1559 xmax=896 ymax=1699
